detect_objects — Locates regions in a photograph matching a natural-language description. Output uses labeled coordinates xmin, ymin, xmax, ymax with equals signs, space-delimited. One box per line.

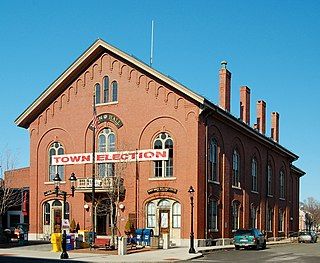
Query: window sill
xmin=208 ymin=180 xmax=220 ymax=185
xmin=208 ymin=229 xmax=219 ymax=233
xmin=149 ymin=177 xmax=177 ymax=181
xmin=44 ymin=181 xmax=66 ymax=185
xmin=267 ymin=194 xmax=273 ymax=198
xmin=96 ymin=101 xmax=118 ymax=106
xmin=279 ymin=198 xmax=285 ymax=201
xmin=251 ymin=190 xmax=259 ymax=194
xmin=232 ymin=186 xmax=242 ymax=190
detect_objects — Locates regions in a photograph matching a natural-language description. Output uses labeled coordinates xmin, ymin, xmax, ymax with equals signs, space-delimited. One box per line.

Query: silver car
xmin=298 ymin=231 xmax=317 ymax=243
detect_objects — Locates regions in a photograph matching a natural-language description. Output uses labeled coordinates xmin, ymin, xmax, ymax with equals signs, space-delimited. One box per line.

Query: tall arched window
xmin=147 ymin=202 xmax=156 ymax=228
xmin=278 ymin=209 xmax=284 ymax=232
xmin=267 ymin=164 xmax=273 ymax=196
xmin=172 ymin=202 xmax=181 ymax=228
xmin=95 ymin=83 xmax=101 ymax=104
xmin=103 ymin=76 xmax=109 ymax=103
xmin=111 ymin=81 xmax=118 ymax=102
xmin=250 ymin=205 xmax=257 ymax=228
xmin=232 ymin=201 xmax=240 ymax=230
xmin=153 ymin=133 xmax=173 ymax=178
xmin=279 ymin=170 xmax=285 ymax=199
xmin=209 ymin=139 xmax=218 ymax=182
xmin=208 ymin=199 xmax=218 ymax=230
xmin=44 ymin=202 xmax=50 ymax=225
xmin=232 ymin=150 xmax=240 ymax=187
xmin=48 ymin=142 xmax=64 ymax=181
xmin=251 ymin=158 xmax=258 ymax=192
xmin=98 ymin=128 xmax=116 ymax=177
xmin=266 ymin=206 xmax=273 ymax=232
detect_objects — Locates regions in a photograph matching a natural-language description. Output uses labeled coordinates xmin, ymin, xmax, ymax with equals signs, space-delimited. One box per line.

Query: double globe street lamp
xmin=52 ymin=172 xmax=77 ymax=259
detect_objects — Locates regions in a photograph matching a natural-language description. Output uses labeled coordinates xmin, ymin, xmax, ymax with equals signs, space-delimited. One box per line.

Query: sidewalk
xmin=0 ymin=239 xmax=294 ymax=262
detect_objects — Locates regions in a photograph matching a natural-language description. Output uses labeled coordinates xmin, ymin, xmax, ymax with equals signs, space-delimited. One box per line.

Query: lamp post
xmin=188 ymin=186 xmax=196 ymax=254
xmin=52 ymin=173 xmax=77 ymax=260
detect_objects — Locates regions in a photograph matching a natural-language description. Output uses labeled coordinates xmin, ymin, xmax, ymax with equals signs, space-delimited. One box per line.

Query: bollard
xmin=118 ymin=236 xmax=127 ymax=255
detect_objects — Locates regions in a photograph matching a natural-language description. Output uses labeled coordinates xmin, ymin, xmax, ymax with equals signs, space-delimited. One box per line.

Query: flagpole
xmin=91 ymin=94 xmax=96 ymax=245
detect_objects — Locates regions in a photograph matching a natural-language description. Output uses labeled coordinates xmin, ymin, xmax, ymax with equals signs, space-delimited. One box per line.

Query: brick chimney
xmin=219 ymin=61 xmax=231 ymax=112
xmin=240 ymin=86 xmax=250 ymax=125
xmin=256 ymin=100 xmax=266 ymax=134
xmin=271 ymin=112 xmax=279 ymax=142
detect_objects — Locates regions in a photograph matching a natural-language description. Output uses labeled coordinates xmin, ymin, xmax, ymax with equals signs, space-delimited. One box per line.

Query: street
xmin=192 ymin=242 xmax=320 ymax=263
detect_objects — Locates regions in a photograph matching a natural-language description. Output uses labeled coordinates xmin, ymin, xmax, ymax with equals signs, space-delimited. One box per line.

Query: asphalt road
xmin=192 ymin=242 xmax=320 ymax=263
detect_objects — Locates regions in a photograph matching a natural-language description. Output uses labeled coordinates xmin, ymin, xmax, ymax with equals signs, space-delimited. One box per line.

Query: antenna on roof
xmin=150 ymin=20 xmax=154 ymax=67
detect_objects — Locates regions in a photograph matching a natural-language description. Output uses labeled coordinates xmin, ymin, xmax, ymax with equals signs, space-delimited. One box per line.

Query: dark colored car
xmin=233 ymin=228 xmax=266 ymax=250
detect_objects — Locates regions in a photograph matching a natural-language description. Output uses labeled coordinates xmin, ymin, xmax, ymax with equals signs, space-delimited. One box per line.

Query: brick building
xmin=14 ymin=39 xmax=304 ymax=246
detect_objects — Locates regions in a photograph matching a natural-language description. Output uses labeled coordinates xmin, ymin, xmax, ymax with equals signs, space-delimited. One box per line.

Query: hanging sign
xmin=51 ymin=149 xmax=169 ymax=165
xmin=147 ymin=187 xmax=178 ymax=194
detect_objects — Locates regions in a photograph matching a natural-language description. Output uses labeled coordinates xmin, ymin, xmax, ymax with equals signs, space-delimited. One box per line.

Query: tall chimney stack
xmin=256 ymin=100 xmax=266 ymax=134
xmin=271 ymin=112 xmax=279 ymax=142
xmin=219 ymin=61 xmax=231 ymax=112
xmin=240 ymin=86 xmax=250 ymax=125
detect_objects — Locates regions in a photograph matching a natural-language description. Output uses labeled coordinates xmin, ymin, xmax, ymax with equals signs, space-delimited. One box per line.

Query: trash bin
xmin=51 ymin=233 xmax=62 ymax=252
xmin=142 ymin=229 xmax=154 ymax=246
xmin=135 ymin=229 xmax=144 ymax=245
xmin=75 ymin=234 xmax=83 ymax=249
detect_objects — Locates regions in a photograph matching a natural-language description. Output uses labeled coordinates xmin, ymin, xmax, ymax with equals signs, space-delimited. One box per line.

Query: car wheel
xmin=262 ymin=241 xmax=266 ymax=249
xmin=235 ymin=245 xmax=240 ymax=250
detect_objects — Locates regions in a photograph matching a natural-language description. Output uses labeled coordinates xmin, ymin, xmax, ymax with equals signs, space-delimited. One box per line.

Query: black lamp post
xmin=52 ymin=173 xmax=77 ymax=260
xmin=188 ymin=186 xmax=196 ymax=254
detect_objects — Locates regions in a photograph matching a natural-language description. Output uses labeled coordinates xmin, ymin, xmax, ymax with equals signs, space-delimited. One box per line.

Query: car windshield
xmin=235 ymin=229 xmax=254 ymax=236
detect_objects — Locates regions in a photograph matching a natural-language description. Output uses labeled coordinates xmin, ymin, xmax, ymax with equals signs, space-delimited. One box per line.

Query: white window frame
xmin=232 ymin=201 xmax=240 ymax=231
xmin=48 ymin=142 xmax=64 ymax=181
xmin=98 ymin=128 xmax=116 ymax=177
xmin=209 ymin=139 xmax=218 ymax=182
xmin=172 ymin=202 xmax=181 ymax=228
xmin=208 ymin=199 xmax=218 ymax=231
xmin=153 ymin=133 xmax=173 ymax=178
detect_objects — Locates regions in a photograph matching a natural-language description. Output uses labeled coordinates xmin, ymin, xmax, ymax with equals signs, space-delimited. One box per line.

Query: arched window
xmin=98 ymin=128 xmax=116 ymax=177
xmin=278 ymin=209 xmax=284 ymax=232
xmin=232 ymin=150 xmax=240 ymax=187
xmin=251 ymin=158 xmax=258 ymax=192
xmin=279 ymin=170 xmax=285 ymax=199
xmin=250 ymin=205 xmax=257 ymax=228
xmin=153 ymin=133 xmax=173 ymax=178
xmin=267 ymin=164 xmax=273 ymax=196
xmin=208 ymin=199 xmax=218 ymax=230
xmin=209 ymin=139 xmax=218 ymax=182
xmin=44 ymin=202 xmax=50 ymax=225
xmin=266 ymin=206 xmax=273 ymax=232
xmin=172 ymin=202 xmax=181 ymax=228
xmin=111 ymin=81 xmax=118 ymax=102
xmin=95 ymin=83 xmax=101 ymax=104
xmin=232 ymin=201 xmax=240 ymax=230
xmin=103 ymin=76 xmax=109 ymax=103
xmin=158 ymin=199 xmax=171 ymax=209
xmin=48 ymin=142 xmax=64 ymax=181
xmin=147 ymin=202 xmax=156 ymax=228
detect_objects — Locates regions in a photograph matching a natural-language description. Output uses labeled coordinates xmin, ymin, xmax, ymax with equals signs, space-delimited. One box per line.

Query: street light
xmin=51 ymin=173 xmax=77 ymax=259
xmin=188 ymin=185 xmax=196 ymax=254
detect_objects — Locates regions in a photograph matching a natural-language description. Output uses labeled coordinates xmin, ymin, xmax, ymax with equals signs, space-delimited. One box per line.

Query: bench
xmin=90 ymin=237 xmax=111 ymax=250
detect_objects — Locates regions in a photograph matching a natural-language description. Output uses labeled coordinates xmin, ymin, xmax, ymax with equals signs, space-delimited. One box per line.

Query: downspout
xmin=205 ymin=118 xmax=208 ymax=240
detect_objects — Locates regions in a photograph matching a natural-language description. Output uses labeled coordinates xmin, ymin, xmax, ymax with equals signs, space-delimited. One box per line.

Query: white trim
xmin=96 ymin=101 xmax=118 ymax=106
xmin=148 ymin=177 xmax=177 ymax=181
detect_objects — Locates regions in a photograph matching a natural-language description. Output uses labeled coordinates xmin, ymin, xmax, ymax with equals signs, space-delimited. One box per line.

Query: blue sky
xmin=0 ymin=0 xmax=319 ymax=201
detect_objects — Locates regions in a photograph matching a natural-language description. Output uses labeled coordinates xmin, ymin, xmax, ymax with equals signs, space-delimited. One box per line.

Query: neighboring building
xmin=2 ymin=168 xmax=29 ymax=229
xmin=14 ymin=39 xmax=304 ymax=246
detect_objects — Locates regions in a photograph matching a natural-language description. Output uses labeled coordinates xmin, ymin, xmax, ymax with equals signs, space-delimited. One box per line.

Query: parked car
xmin=298 ymin=231 xmax=317 ymax=243
xmin=233 ymin=228 xmax=266 ymax=250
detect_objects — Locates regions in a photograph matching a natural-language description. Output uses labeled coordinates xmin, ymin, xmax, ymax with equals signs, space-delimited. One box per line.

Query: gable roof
xmin=15 ymin=38 xmax=300 ymax=162
xmin=15 ymin=38 xmax=205 ymax=128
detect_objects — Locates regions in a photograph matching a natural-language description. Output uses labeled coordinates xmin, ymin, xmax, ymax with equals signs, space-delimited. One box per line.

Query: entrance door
xmin=159 ymin=210 xmax=170 ymax=237
xmin=52 ymin=200 xmax=62 ymax=233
